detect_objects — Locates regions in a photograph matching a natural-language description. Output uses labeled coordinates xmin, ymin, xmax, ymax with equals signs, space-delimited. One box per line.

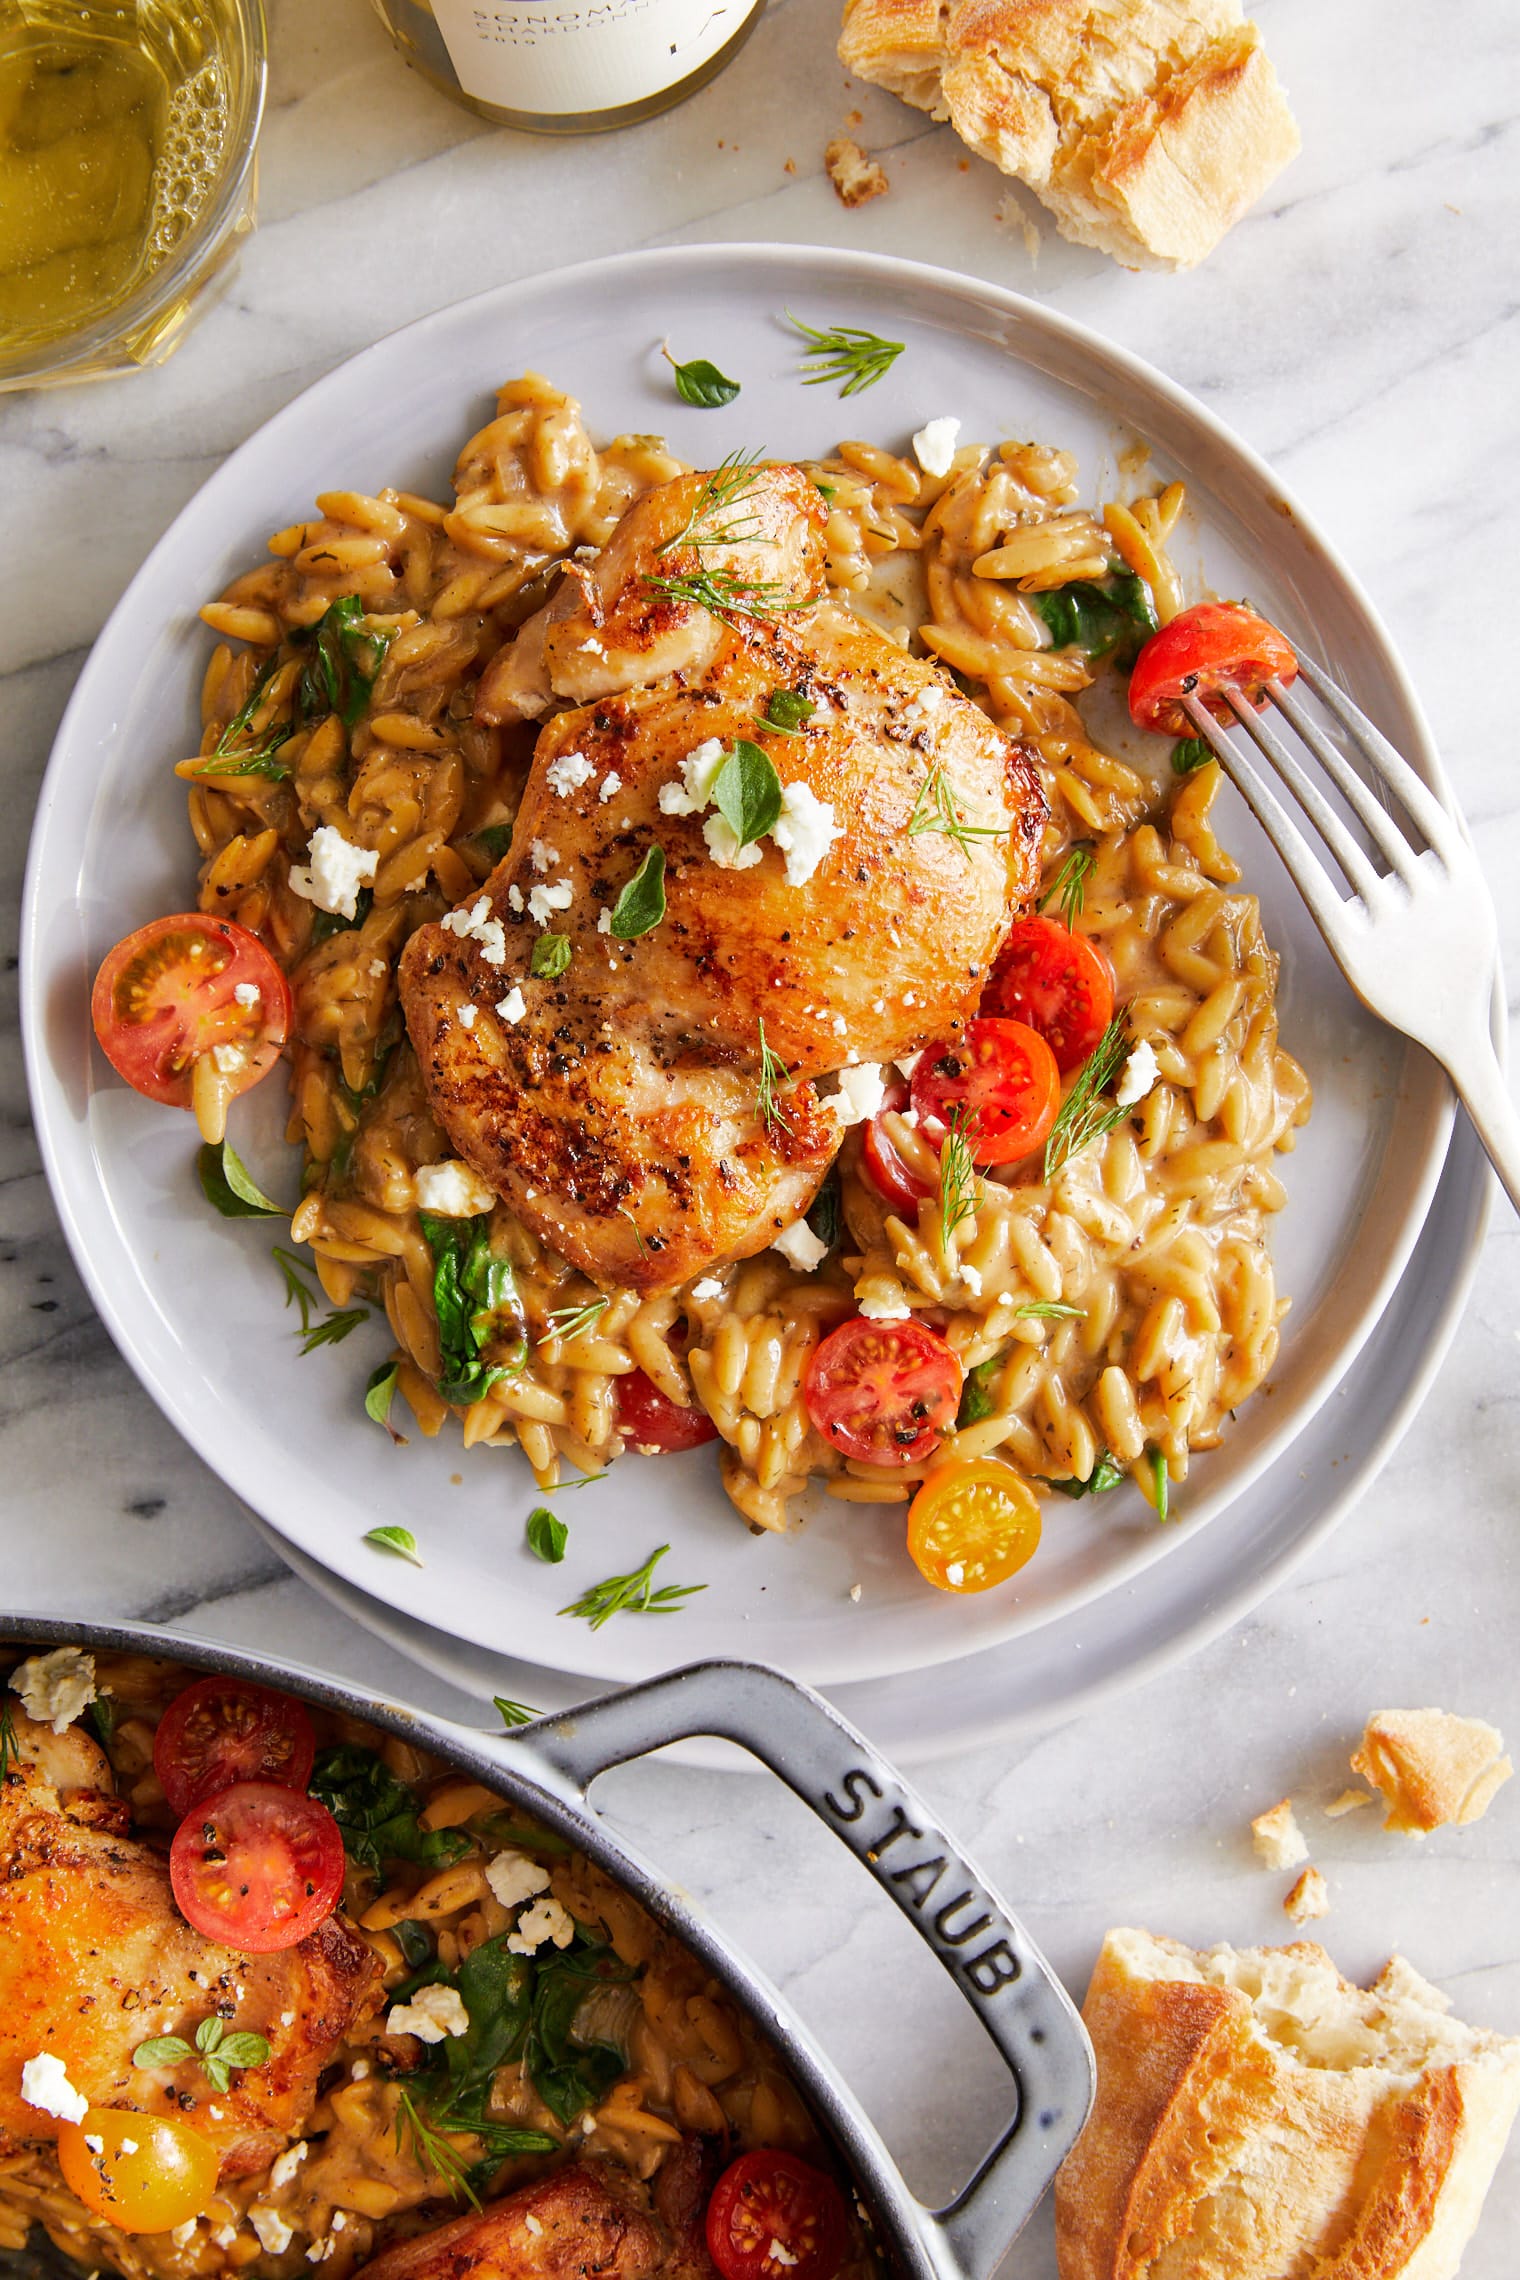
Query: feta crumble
xmin=497 ymin=986 xmax=527 ymax=1025
xmin=545 ymin=749 xmax=593 ymax=797
xmin=529 ymin=838 xmax=559 ymax=873
xmin=386 ymin=1984 xmax=470 ymax=2044
xmin=21 ymin=2054 xmax=88 ymax=2124
xmin=233 ymin=981 xmax=261 ymax=1008
xmin=902 ymin=684 xmax=950 ymax=736
xmin=170 ymin=2221 xmax=199 ymax=2249
xmin=442 ymin=895 xmax=508 ymax=967
xmin=457 ymin=1002 xmax=478 ymax=1030
xmin=287 ymin=825 xmax=378 ymax=921
xmin=1115 ymin=1038 xmax=1160 ymax=1109
xmin=368 ymin=959 xmax=388 ymax=978
xmin=269 ymin=2142 xmax=308 ymax=2191
xmin=894 ymin=1051 xmax=924 ymax=1080
xmin=772 ymin=1219 xmax=828 ymax=1274
xmin=527 ymin=878 xmax=574 ymax=926
xmin=689 ymin=1277 xmax=724 ymax=1301
xmin=912 ymin=417 xmax=961 ymax=479
xmin=771 ymin=782 xmax=843 ymax=887
xmin=249 ymin=2209 xmax=295 ymax=2257
xmin=211 ymin=1044 xmax=246 ymax=1075
xmin=769 ymin=2242 xmax=799 ymax=2270
xmin=833 ymin=1063 xmax=886 ymax=1128
xmin=524 ymin=2216 xmax=544 ymax=2239
xmin=657 ymin=737 xmax=726 ymax=817
xmin=507 ymin=884 xmax=525 ymax=914
xmin=11 ymin=1648 xmax=96 ymax=1734
xmin=485 ymin=1850 xmax=551 ymax=1909
xmin=508 ymin=1896 xmax=576 ymax=1956
xmin=597 ymin=907 xmax=613 ymax=934
xmin=414 ymin=1160 xmax=497 ymax=1217
xmin=958 ymin=1264 xmax=984 ymax=1299
xmin=598 ymin=772 xmax=622 ymax=803
xmin=857 ymin=1280 xmax=913 ymax=1322
xmin=702 ymin=812 xmax=764 ymax=870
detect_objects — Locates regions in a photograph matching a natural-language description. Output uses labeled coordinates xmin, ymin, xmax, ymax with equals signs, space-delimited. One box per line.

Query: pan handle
xmin=519 ymin=1660 xmax=1092 ymax=2280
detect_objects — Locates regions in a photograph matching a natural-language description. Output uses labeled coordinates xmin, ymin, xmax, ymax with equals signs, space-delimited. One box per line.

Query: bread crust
xmin=1352 ymin=1708 xmax=1514 ymax=1835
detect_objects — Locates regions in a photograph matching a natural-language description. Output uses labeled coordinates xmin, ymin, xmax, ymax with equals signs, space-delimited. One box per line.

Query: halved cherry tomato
xmin=616 ymin=1368 xmax=719 ymax=1453
xmin=910 ymin=1018 xmax=1060 ymax=1166
xmin=1127 ymin=601 xmax=1299 ymax=736
xmin=858 ymin=1077 xmax=935 ymax=1213
xmin=153 ymin=1676 xmax=316 ymax=1816
xmin=706 ymin=2150 xmax=850 ymax=2280
xmin=803 ymin=1316 xmax=962 ymax=1467
xmin=908 ymin=1460 xmax=1043 ymax=1592
xmin=169 ymin=1780 xmax=345 ymax=1952
xmin=57 ymin=2108 xmax=219 ymax=2234
xmin=982 ymin=916 xmax=1115 ymax=1073
xmin=91 ymin=914 xmax=292 ymax=1109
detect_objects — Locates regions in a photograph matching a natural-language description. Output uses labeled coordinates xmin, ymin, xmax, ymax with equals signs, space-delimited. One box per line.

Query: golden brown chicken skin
xmin=400 ymin=461 xmax=1046 ymax=1296
xmin=0 ymin=1739 xmax=380 ymax=2180
xmin=354 ymin=2151 xmax=718 ymax=2280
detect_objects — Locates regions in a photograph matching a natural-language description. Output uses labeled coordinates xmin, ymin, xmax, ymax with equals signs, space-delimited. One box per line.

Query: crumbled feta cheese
xmin=211 ymin=1043 xmax=246 ymax=1074
xmin=330 ymin=2214 xmax=347 ymax=2233
xmin=702 ymin=812 xmax=764 ymax=870
xmin=689 ymin=1278 xmax=724 ymax=1301
xmin=441 ymin=895 xmax=508 ymax=967
xmin=833 ymin=1063 xmax=886 ymax=1128
xmin=497 ymin=986 xmax=527 ymax=1025
xmin=524 ymin=2216 xmax=544 ymax=2239
xmin=902 ymin=684 xmax=950 ymax=736
xmin=11 ymin=1648 xmax=96 ymax=1734
xmin=507 ymin=884 xmax=525 ymax=914
xmin=529 ymin=838 xmax=559 ymax=873
xmin=269 ymin=2142 xmax=308 ymax=2192
xmin=306 ymin=2238 xmax=335 ymax=2264
xmin=21 ymin=2054 xmax=88 ymax=2124
xmin=120 ymin=2138 xmax=139 ymax=2154
xmin=1115 ymin=1038 xmax=1160 ymax=1109
xmin=279 ymin=2011 xmax=295 ymax=2028
xmin=349 ymin=2059 xmax=371 ymax=2081
xmin=597 ymin=907 xmax=613 ymax=934
xmin=857 ymin=1281 xmax=913 ymax=1322
xmin=387 ymin=1984 xmax=470 ymax=2044
xmin=545 ymin=750 xmax=594 ymax=797
xmin=249 ymin=2209 xmax=294 ymax=2257
xmin=85 ymin=2134 xmax=104 ymax=2154
xmin=894 ymin=1051 xmax=923 ymax=1080
xmin=414 ymin=1160 xmax=497 ymax=1217
xmin=657 ymin=737 xmax=726 ymax=817
xmin=580 ymin=636 xmax=606 ymax=658
xmin=368 ymin=959 xmax=388 ymax=979
xmin=598 ymin=772 xmax=622 ymax=803
xmin=212 ymin=2226 xmax=240 ymax=2252
xmin=769 ymin=2242 xmax=799 ymax=2270
xmin=170 ymin=2220 xmax=199 ymax=2249
xmin=508 ymin=1896 xmax=576 ymax=1956
xmin=771 ymin=782 xmax=842 ymax=887
xmin=958 ymin=1264 xmax=984 ymax=1298
xmin=527 ymin=878 xmax=574 ymax=925
xmin=287 ymin=825 xmax=378 ymax=921
xmin=486 ymin=1851 xmax=551 ymax=1909
xmin=945 ymin=1561 xmax=966 ymax=1588
xmin=457 ymin=1002 xmax=478 ymax=1030
xmin=912 ymin=416 xmax=961 ymax=479
xmin=772 ymin=1220 xmax=828 ymax=1274
xmin=232 ymin=981 xmax=261 ymax=1008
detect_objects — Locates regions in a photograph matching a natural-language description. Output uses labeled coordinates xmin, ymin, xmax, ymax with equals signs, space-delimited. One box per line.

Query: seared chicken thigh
xmin=355 ymin=2149 xmax=718 ymax=2280
xmin=400 ymin=463 xmax=1046 ymax=1295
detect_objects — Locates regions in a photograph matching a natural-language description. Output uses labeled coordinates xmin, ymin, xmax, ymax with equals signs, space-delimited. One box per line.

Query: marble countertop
xmin=4 ymin=0 xmax=1518 ymax=2268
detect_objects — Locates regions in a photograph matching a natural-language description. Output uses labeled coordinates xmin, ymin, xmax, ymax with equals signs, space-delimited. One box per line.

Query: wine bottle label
xmin=431 ymin=0 xmax=753 ymax=115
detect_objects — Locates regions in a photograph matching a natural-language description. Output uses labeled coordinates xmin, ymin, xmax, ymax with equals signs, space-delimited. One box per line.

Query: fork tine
xmin=1179 ymin=696 xmax=1357 ymax=937
xmin=1221 ymin=686 xmax=1385 ymax=901
xmin=1290 ymin=657 xmax=1463 ymax=861
xmin=1263 ymin=678 xmax=1419 ymax=881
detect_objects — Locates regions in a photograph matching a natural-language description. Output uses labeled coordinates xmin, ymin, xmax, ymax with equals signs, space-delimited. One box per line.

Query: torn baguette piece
xmin=1249 ymin=1796 xmax=1307 ymax=1871
xmin=1352 ymin=1707 xmax=1513 ymax=1836
xmin=837 ymin=0 xmax=1300 ymax=271
xmin=825 ymin=134 xmax=890 ymax=206
xmin=1282 ymin=1864 xmax=1328 ymax=1923
xmin=1055 ymin=1928 xmax=1520 ymax=2280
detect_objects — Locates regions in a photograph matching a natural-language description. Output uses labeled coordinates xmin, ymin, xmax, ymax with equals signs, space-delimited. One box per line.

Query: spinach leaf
xmin=392 ymin=1919 xmax=436 ymax=1972
xmin=309 ymin=1744 xmax=473 ymax=1875
xmin=957 ymin=1352 xmax=1005 ymax=1428
xmin=310 ymin=886 xmax=374 ymax=945
xmin=1043 ymin=1451 xmax=1126 ymax=1498
xmin=523 ymin=1943 xmax=634 ymax=2126
xmin=419 ymin=1214 xmax=525 ymax=1405
xmin=1033 ymin=567 xmax=1158 ymax=663
xmin=432 ymin=1938 xmax=537 ymax=2127
xmin=292 ymin=596 xmax=394 ymax=730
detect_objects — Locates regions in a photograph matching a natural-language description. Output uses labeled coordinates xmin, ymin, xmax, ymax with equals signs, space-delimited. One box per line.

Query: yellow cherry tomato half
xmin=907 ymin=1460 xmax=1042 ymax=1593
xmin=57 ymin=2109 xmax=220 ymax=2234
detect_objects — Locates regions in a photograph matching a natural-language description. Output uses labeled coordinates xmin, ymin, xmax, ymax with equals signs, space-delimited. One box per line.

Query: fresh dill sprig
xmin=659 ymin=448 xmax=767 ymax=555
xmin=396 ymin=2086 xmax=481 ymax=2211
xmin=938 ymin=1108 xmax=979 ymax=1248
xmin=558 ymin=1545 xmax=706 ymax=1632
xmin=642 ymin=565 xmax=802 ymax=624
xmin=1009 ymin=1299 xmax=1085 ymax=1321
xmin=1042 ymin=1014 xmax=1130 ymax=1182
xmin=539 ymin=1297 xmax=610 ymax=1348
xmin=273 ymin=1246 xmax=370 ymax=1353
xmin=188 ymin=656 xmax=294 ymax=780
xmin=785 ymin=312 xmax=905 ymax=397
xmin=618 ymin=1206 xmax=650 ymax=1258
xmin=1039 ymin=842 xmax=1096 ymax=928
xmin=646 ymin=450 xmax=811 ymax=626
xmin=494 ymin=1696 xmax=540 ymax=1729
xmin=906 ymin=764 xmax=1007 ymax=860
xmin=756 ymin=1019 xmax=793 ymax=1136
xmin=300 ymin=1306 xmax=369 ymax=1354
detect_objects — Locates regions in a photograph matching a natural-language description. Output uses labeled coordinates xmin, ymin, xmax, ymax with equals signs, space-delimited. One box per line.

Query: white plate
xmin=23 ymin=243 xmax=1459 ymax=1692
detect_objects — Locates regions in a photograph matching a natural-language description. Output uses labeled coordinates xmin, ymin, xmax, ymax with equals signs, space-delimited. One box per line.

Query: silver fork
xmin=1178 ymin=657 xmax=1520 ymax=1215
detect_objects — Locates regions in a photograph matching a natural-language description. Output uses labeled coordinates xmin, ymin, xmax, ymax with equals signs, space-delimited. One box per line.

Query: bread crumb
xmin=1324 ymin=1788 xmax=1374 ymax=1819
xmin=783 ymin=157 xmax=796 ymax=174
xmin=1351 ymin=1708 xmax=1513 ymax=1835
xmin=825 ymin=136 xmax=889 ymax=208
xmin=1284 ymin=1866 xmax=1329 ymax=1923
xmin=1251 ymin=1798 xmax=1309 ymax=1872
xmin=993 ymin=192 xmax=1041 ymax=264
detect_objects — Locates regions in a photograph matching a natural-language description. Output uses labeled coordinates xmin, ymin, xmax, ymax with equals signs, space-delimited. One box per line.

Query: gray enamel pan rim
xmin=1 ymin=1621 xmax=1093 ymax=2280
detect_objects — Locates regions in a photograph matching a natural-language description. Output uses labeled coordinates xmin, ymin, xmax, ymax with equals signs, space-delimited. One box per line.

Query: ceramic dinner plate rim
xmin=22 ymin=239 xmax=1459 ymax=1689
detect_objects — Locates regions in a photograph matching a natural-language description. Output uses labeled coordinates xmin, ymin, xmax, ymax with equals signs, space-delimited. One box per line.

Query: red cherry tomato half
xmin=706 ymin=2151 xmax=850 ymax=2280
xmin=803 ymin=1316 xmax=962 ymax=1468
xmin=153 ymin=1677 xmax=316 ymax=1816
xmin=169 ymin=1781 xmax=345 ymax=1953
xmin=910 ymin=1018 xmax=1061 ymax=1166
xmin=616 ymin=1368 xmax=719 ymax=1453
xmin=982 ymin=916 xmax=1116 ymax=1073
xmin=1127 ymin=601 xmax=1299 ymax=736
xmin=91 ymin=913 xmax=292 ymax=1110
xmin=858 ymin=1077 xmax=935 ymax=1214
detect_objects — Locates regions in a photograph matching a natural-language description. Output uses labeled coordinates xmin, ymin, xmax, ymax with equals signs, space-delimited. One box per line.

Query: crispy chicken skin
xmin=354 ymin=2153 xmax=718 ymax=2280
xmin=0 ymin=1745 xmax=380 ymax=2179
xmin=400 ymin=462 xmax=1046 ymax=1296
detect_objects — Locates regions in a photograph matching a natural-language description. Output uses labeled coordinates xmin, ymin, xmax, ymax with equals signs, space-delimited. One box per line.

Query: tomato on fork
xmin=803 ymin=1316 xmax=962 ymax=1467
xmin=91 ymin=913 xmax=290 ymax=1113
xmin=706 ymin=2150 xmax=850 ymax=2280
xmin=1127 ymin=601 xmax=1299 ymax=736
xmin=153 ymin=1675 xmax=316 ymax=1815
xmin=57 ymin=2109 xmax=219 ymax=2234
xmin=169 ymin=1780 xmax=346 ymax=1952
xmin=910 ymin=1018 xmax=1061 ymax=1166
xmin=982 ymin=916 xmax=1115 ymax=1073
xmin=616 ymin=1368 xmax=719 ymax=1453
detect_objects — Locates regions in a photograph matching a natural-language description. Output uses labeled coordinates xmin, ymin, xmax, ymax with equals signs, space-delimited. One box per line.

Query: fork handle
xmin=1437 ymin=1027 xmax=1520 ymax=1217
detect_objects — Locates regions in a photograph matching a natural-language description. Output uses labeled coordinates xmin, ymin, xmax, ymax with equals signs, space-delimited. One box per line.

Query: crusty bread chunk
xmin=1352 ymin=1707 xmax=1514 ymax=1836
xmin=837 ymin=0 xmax=1299 ymax=270
xmin=1249 ymin=1796 xmax=1307 ymax=1871
xmin=1055 ymin=1928 xmax=1520 ymax=2280
xmin=1282 ymin=1864 xmax=1328 ymax=1923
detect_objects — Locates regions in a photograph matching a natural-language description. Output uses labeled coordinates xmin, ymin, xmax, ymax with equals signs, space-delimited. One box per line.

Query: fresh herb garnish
xmin=395 ymin=2085 xmax=485 ymax=2210
xmin=644 ymin=564 xmax=800 ymax=623
xmin=644 ymin=450 xmax=805 ymax=625
xmin=419 ymin=1215 xmax=524 ymax=1406
xmin=938 ymin=1108 xmax=979 ymax=1247
xmin=494 ymin=1698 xmax=541 ymax=1731
xmin=88 ymin=1696 xmax=117 ymax=1749
xmin=661 ymin=343 xmax=741 ymax=408
xmin=300 ymin=1305 xmax=370 ymax=1353
xmin=474 ymin=823 xmax=514 ymax=861
xmin=559 ymin=1544 xmax=705 ymax=1631
xmin=526 ymin=1508 xmax=568 ymax=1565
xmin=906 ymin=763 xmax=1007 ymax=860
xmin=272 ymin=1245 xmax=371 ymax=1352
xmin=786 ymin=312 xmax=904 ymax=397
xmin=805 ymin=1170 xmax=842 ymax=1253
xmin=756 ymin=1018 xmax=793 ymax=1136
xmin=310 ymin=1743 xmax=473 ymax=1874
xmin=1038 ymin=842 xmax=1096 ymax=928
xmin=0 ymin=1701 xmax=16 ymax=1786
xmin=1011 ymin=1299 xmax=1085 ymax=1320
xmin=711 ymin=739 xmax=783 ymax=849
xmin=310 ymin=885 xmax=374 ymax=945
xmin=198 ymin=1139 xmax=284 ymax=1219
xmin=957 ymin=1353 xmax=1004 ymax=1427
xmin=364 ymin=1361 xmax=406 ymax=1442
xmin=1044 ymin=1451 xmax=1126 ymax=1498
xmin=761 ymin=688 xmax=817 ymax=736
xmin=1147 ymin=1446 xmax=1171 ymax=1524
xmin=1042 ymin=1014 xmax=1130 ymax=1182
xmin=521 ymin=1942 xmax=636 ymax=2126
xmin=539 ymin=1297 xmax=609 ymax=1348
xmin=608 ymin=845 xmax=667 ymax=939
xmin=1171 ymin=735 xmax=1215 ymax=774
xmin=193 ymin=659 xmax=293 ymax=779
xmin=1032 ymin=567 xmax=1157 ymax=662
xmin=292 ymin=595 xmax=393 ymax=729
xmin=365 ymin=1523 xmax=422 ymax=1566
xmin=133 ymin=2017 xmax=270 ymax=2094
xmin=530 ymin=933 xmax=573 ymax=979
